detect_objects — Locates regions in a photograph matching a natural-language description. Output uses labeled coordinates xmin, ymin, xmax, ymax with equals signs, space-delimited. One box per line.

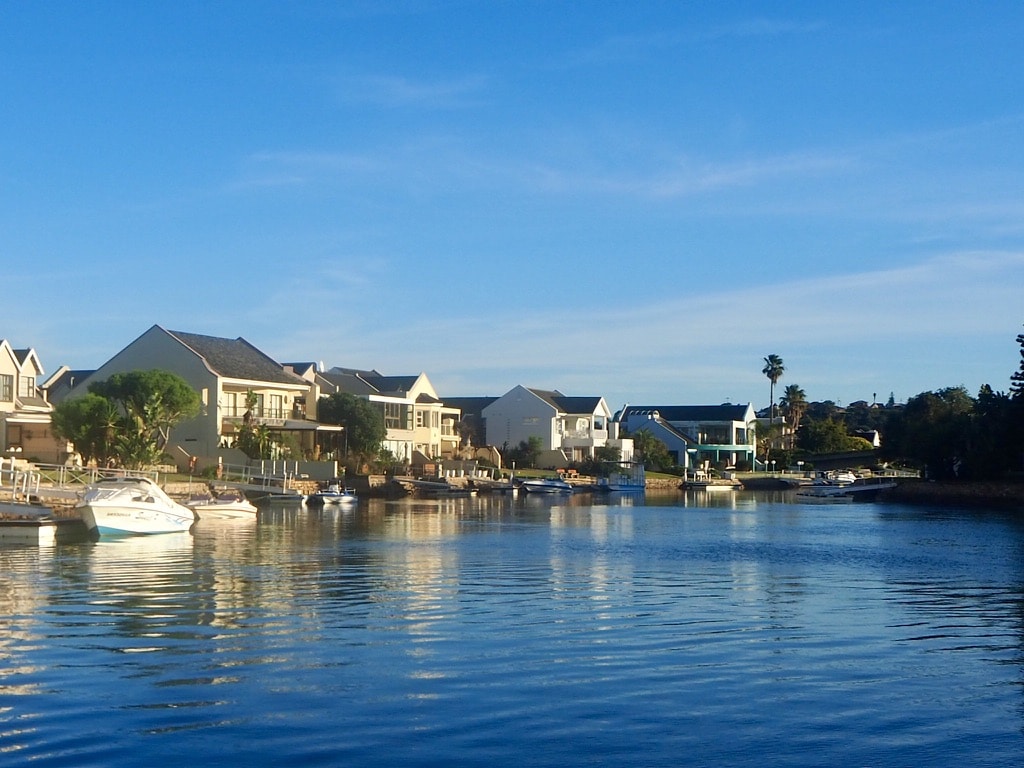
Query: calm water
xmin=2 ymin=491 xmax=1024 ymax=767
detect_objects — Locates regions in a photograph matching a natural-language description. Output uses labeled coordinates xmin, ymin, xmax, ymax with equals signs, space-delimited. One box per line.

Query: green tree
xmin=52 ymin=370 xmax=199 ymax=469
xmin=779 ymin=383 xmax=807 ymax=445
xmin=50 ymin=393 xmax=121 ymax=466
xmin=762 ymin=354 xmax=785 ymax=423
xmin=503 ymin=436 xmax=543 ymax=469
xmin=89 ymin=370 xmax=201 ymax=459
xmin=797 ymin=418 xmax=871 ymax=455
xmin=754 ymin=420 xmax=784 ymax=467
xmin=882 ymin=387 xmax=975 ymax=479
xmin=317 ymin=392 xmax=387 ymax=463
xmin=631 ymin=428 xmax=673 ymax=472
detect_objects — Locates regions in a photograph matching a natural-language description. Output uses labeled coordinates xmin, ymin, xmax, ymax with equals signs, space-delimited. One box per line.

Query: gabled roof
xmin=549 ymin=396 xmax=604 ymax=415
xmin=363 ymin=374 xmax=420 ymax=396
xmin=621 ymin=404 xmax=753 ymax=423
xmin=322 ymin=368 xmax=432 ymax=399
xmin=524 ymin=388 xmax=603 ymax=415
xmin=41 ymin=368 xmax=95 ymax=403
xmin=629 ymin=415 xmax=695 ymax=445
xmin=320 ymin=370 xmax=380 ymax=396
xmin=13 ymin=348 xmax=44 ymax=375
xmin=166 ymin=329 xmax=306 ymax=386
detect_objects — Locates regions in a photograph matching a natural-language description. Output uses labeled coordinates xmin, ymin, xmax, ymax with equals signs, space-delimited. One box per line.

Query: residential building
xmin=0 ymin=340 xmax=69 ymax=464
xmin=50 ymin=325 xmax=337 ymax=463
xmin=317 ymin=368 xmax=461 ymax=462
xmin=616 ymin=403 xmax=757 ymax=469
xmin=482 ymin=385 xmax=626 ymax=466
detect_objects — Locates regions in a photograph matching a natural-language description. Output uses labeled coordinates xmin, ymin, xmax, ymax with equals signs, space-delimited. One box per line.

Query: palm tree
xmin=779 ymin=383 xmax=808 ymax=448
xmin=762 ymin=354 xmax=785 ymax=424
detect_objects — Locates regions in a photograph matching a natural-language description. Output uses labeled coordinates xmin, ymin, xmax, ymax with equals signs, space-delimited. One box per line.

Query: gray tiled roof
xmin=167 ymin=330 xmax=306 ymax=385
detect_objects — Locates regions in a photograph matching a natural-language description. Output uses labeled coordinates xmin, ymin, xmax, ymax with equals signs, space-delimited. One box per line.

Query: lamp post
xmin=770 ymin=460 xmax=776 ymax=474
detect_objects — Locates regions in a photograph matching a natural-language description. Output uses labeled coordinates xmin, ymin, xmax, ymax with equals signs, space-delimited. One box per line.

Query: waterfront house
xmin=51 ymin=325 xmax=336 ymax=464
xmin=316 ymin=367 xmax=461 ymax=462
xmin=616 ymin=403 xmax=757 ymax=469
xmin=482 ymin=385 xmax=627 ymax=467
xmin=0 ymin=340 xmax=70 ymax=464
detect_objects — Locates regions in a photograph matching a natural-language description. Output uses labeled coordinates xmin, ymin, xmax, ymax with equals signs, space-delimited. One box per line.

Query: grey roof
xmin=166 ymin=330 xmax=306 ymax=385
xmin=621 ymin=404 xmax=752 ymax=422
xmin=319 ymin=370 xmax=379 ymax=396
xmin=443 ymin=397 xmax=498 ymax=417
xmin=42 ymin=369 xmax=95 ymax=403
xmin=363 ymin=375 xmax=420 ymax=396
xmin=549 ymin=396 xmax=603 ymax=415
xmin=525 ymin=389 xmax=602 ymax=415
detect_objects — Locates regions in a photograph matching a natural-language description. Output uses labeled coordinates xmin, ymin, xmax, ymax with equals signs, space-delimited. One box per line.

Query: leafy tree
xmin=631 ymin=428 xmax=674 ymax=472
xmin=317 ymin=392 xmax=387 ymax=463
xmin=580 ymin=444 xmax=623 ymax=477
xmin=882 ymin=387 xmax=975 ymax=479
xmin=52 ymin=370 xmax=199 ymax=469
xmin=50 ymin=393 xmax=121 ymax=466
xmin=779 ymin=384 xmax=807 ymax=445
xmin=502 ymin=436 xmax=543 ymax=469
xmin=89 ymin=370 xmax=200 ymax=453
xmin=754 ymin=420 xmax=784 ymax=467
xmin=798 ymin=418 xmax=872 ymax=455
xmin=762 ymin=354 xmax=785 ymax=423
xmin=236 ymin=420 xmax=273 ymax=459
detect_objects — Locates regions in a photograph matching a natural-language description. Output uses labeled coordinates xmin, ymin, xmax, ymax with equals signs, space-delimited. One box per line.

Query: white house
xmin=617 ymin=403 xmax=757 ymax=469
xmin=483 ymin=385 xmax=629 ymax=466
xmin=317 ymin=368 xmax=461 ymax=462
xmin=50 ymin=325 xmax=335 ymax=464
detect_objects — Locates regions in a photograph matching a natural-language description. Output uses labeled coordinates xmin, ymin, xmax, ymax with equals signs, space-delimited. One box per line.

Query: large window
xmin=384 ymin=402 xmax=411 ymax=430
xmin=19 ymin=375 xmax=36 ymax=398
xmin=0 ymin=374 xmax=12 ymax=402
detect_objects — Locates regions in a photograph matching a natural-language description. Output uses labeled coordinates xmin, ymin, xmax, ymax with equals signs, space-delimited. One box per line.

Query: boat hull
xmin=187 ymin=499 xmax=258 ymax=519
xmin=520 ymin=479 xmax=573 ymax=494
xmin=304 ymin=492 xmax=357 ymax=505
xmin=79 ymin=502 xmax=195 ymax=535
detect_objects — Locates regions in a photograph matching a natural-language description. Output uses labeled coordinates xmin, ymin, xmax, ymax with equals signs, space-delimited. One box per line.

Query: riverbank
xmin=884 ymin=478 xmax=1024 ymax=508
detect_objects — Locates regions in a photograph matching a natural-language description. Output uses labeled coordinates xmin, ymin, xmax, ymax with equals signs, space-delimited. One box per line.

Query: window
xmin=269 ymin=394 xmax=284 ymax=419
xmin=0 ymin=374 xmax=12 ymax=402
xmin=384 ymin=402 xmax=411 ymax=430
xmin=19 ymin=375 xmax=36 ymax=398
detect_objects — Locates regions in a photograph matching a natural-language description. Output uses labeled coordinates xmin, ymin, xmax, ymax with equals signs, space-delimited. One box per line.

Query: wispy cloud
xmin=255 ymin=249 xmax=1024 ymax=406
xmin=335 ymin=73 xmax=489 ymax=108
xmin=566 ymin=17 xmax=826 ymax=66
xmin=226 ymin=150 xmax=387 ymax=190
xmin=518 ymin=149 xmax=855 ymax=198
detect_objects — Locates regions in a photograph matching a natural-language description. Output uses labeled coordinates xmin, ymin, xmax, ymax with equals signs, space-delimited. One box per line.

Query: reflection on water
xmin=1 ymin=492 xmax=1023 ymax=766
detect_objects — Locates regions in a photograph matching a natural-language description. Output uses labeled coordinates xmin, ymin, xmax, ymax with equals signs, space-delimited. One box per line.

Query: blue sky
xmin=3 ymin=1 xmax=1023 ymax=411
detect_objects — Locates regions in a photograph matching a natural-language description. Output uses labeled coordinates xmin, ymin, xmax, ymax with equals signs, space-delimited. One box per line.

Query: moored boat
xmin=304 ymin=483 xmax=357 ymax=505
xmin=186 ymin=492 xmax=258 ymax=519
xmin=795 ymin=485 xmax=854 ymax=503
xmin=520 ymin=477 xmax=574 ymax=494
xmin=76 ymin=476 xmax=196 ymax=536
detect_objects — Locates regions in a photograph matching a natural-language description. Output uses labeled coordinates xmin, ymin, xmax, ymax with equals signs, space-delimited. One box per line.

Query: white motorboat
xmin=520 ymin=477 xmax=574 ymax=494
xmin=76 ymin=476 xmax=196 ymax=535
xmin=186 ymin=492 xmax=258 ymax=520
xmin=795 ymin=485 xmax=854 ymax=504
xmin=304 ymin=483 xmax=357 ymax=505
